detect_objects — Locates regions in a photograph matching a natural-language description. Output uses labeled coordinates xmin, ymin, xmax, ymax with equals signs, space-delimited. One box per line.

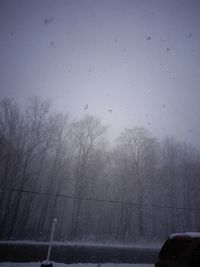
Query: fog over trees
xmin=0 ymin=97 xmax=200 ymax=243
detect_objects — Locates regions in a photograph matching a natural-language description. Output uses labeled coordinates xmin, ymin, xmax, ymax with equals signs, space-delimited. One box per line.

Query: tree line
xmin=0 ymin=97 xmax=200 ymax=243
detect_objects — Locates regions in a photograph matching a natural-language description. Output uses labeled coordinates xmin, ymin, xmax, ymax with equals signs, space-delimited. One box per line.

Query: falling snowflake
xmin=44 ymin=18 xmax=53 ymax=25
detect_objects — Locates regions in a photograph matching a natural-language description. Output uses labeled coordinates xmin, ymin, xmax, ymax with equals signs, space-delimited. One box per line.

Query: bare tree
xmin=70 ymin=115 xmax=107 ymax=239
xmin=116 ymin=127 xmax=157 ymax=238
xmin=36 ymin=112 xmax=73 ymax=239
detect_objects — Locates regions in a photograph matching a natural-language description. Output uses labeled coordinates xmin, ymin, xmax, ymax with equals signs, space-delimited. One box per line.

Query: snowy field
xmin=0 ymin=264 xmax=153 ymax=267
xmin=0 ymin=241 xmax=162 ymax=249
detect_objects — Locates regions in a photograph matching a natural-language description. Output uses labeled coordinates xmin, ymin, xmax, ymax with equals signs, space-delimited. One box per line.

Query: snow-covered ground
xmin=0 ymin=240 xmax=161 ymax=250
xmin=0 ymin=264 xmax=153 ymax=267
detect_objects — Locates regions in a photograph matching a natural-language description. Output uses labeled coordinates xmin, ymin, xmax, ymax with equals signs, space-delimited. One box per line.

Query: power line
xmin=1 ymin=188 xmax=200 ymax=212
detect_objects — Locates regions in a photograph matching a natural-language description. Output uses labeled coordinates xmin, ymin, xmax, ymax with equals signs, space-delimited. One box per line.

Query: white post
xmin=46 ymin=218 xmax=57 ymax=262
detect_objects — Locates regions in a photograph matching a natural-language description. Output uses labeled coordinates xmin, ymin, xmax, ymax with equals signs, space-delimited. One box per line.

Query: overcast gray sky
xmin=0 ymin=0 xmax=200 ymax=145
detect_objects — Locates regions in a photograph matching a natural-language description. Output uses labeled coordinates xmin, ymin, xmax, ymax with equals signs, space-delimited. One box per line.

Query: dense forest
xmin=0 ymin=97 xmax=200 ymax=243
